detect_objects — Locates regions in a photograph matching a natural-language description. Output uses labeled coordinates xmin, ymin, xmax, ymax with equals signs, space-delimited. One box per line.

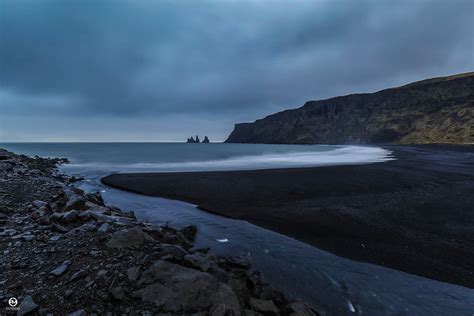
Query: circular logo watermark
xmin=8 ymin=297 xmax=18 ymax=307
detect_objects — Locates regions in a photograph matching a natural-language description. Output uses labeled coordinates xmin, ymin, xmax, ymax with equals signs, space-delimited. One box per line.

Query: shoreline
xmin=102 ymin=144 xmax=474 ymax=288
xmin=0 ymin=148 xmax=316 ymax=315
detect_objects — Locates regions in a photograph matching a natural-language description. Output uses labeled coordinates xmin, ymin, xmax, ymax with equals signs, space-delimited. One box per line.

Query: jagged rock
xmin=136 ymin=261 xmax=240 ymax=313
xmin=97 ymin=222 xmax=110 ymax=234
xmin=249 ymin=298 xmax=279 ymax=315
xmin=127 ymin=266 xmax=141 ymax=282
xmin=203 ymin=136 xmax=210 ymax=143
xmin=110 ymin=286 xmax=125 ymax=300
xmin=179 ymin=224 xmax=198 ymax=242
xmin=288 ymin=301 xmax=319 ymax=316
xmin=50 ymin=260 xmax=71 ymax=276
xmin=17 ymin=295 xmax=38 ymax=316
xmin=183 ymin=253 xmax=215 ymax=272
xmin=107 ymin=227 xmax=155 ymax=249
xmin=86 ymin=191 xmax=105 ymax=206
xmin=220 ymin=256 xmax=251 ymax=270
xmin=50 ymin=210 xmax=80 ymax=223
xmin=159 ymin=244 xmax=187 ymax=261
xmin=67 ymin=309 xmax=87 ymax=316
xmin=51 ymin=223 xmax=69 ymax=233
xmin=70 ymin=269 xmax=87 ymax=282
xmin=63 ymin=192 xmax=86 ymax=212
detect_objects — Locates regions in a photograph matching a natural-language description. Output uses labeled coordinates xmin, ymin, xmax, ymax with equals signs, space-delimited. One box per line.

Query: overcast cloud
xmin=1 ymin=0 xmax=473 ymax=141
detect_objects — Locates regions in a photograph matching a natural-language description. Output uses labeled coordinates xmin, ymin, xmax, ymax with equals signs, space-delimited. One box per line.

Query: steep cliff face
xmin=226 ymin=72 xmax=474 ymax=144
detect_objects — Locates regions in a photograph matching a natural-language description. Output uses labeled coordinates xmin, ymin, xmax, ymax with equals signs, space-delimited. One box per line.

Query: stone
xmin=51 ymin=223 xmax=69 ymax=233
xmin=50 ymin=260 xmax=71 ymax=276
xmin=160 ymin=244 xmax=187 ymax=261
xmin=127 ymin=266 xmax=141 ymax=282
xmin=136 ymin=261 xmax=240 ymax=314
xmin=17 ymin=295 xmax=38 ymax=316
xmin=70 ymin=269 xmax=87 ymax=282
xmin=288 ymin=301 xmax=318 ymax=316
xmin=249 ymin=298 xmax=278 ymax=315
xmin=97 ymin=222 xmax=110 ymax=234
xmin=86 ymin=192 xmax=105 ymax=206
xmin=67 ymin=309 xmax=87 ymax=316
xmin=64 ymin=193 xmax=86 ymax=212
xmin=179 ymin=225 xmax=198 ymax=242
xmin=106 ymin=227 xmax=155 ymax=249
xmin=51 ymin=210 xmax=79 ymax=223
xmin=183 ymin=253 xmax=214 ymax=272
xmin=110 ymin=286 xmax=125 ymax=300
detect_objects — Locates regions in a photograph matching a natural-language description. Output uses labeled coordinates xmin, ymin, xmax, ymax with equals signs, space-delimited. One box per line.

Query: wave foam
xmin=62 ymin=146 xmax=394 ymax=173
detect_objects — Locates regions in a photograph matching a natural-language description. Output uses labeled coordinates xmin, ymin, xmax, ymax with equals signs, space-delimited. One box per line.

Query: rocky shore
xmin=0 ymin=149 xmax=317 ymax=315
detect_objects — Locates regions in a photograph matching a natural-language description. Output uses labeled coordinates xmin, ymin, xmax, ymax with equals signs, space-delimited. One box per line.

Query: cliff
xmin=226 ymin=72 xmax=474 ymax=144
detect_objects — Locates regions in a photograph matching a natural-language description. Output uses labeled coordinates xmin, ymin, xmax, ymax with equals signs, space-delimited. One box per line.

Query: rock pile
xmin=0 ymin=149 xmax=318 ymax=315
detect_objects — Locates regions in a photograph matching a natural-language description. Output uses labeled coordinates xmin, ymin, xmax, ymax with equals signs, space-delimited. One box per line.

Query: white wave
xmin=61 ymin=146 xmax=394 ymax=173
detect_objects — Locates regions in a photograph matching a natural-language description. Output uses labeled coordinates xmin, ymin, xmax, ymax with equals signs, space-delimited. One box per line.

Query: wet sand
xmin=102 ymin=145 xmax=474 ymax=287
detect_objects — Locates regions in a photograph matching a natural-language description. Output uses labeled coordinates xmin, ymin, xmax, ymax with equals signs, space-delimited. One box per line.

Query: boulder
xmin=249 ymin=298 xmax=278 ymax=315
xmin=17 ymin=295 xmax=38 ymax=316
xmin=106 ymin=227 xmax=155 ymax=249
xmin=85 ymin=191 xmax=105 ymax=206
xmin=288 ymin=301 xmax=319 ymax=316
xmin=179 ymin=224 xmax=198 ymax=242
xmin=136 ymin=261 xmax=240 ymax=314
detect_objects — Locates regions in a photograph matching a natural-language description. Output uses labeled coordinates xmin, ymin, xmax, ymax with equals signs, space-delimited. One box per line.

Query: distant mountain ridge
xmin=226 ymin=72 xmax=474 ymax=144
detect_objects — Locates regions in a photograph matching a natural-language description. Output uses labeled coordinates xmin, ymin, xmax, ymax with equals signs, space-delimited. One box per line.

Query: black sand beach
xmin=102 ymin=145 xmax=474 ymax=287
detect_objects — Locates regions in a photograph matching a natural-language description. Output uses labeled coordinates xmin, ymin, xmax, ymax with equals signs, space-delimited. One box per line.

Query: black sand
xmin=102 ymin=145 xmax=474 ymax=287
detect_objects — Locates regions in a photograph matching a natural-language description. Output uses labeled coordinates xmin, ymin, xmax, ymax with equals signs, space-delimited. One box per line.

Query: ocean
xmin=0 ymin=143 xmax=393 ymax=176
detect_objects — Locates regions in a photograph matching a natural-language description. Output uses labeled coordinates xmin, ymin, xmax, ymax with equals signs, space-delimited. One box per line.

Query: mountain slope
xmin=226 ymin=72 xmax=474 ymax=144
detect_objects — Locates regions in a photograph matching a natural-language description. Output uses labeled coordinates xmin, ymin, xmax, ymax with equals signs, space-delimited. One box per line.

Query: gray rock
xmin=70 ymin=269 xmax=87 ymax=282
xmin=17 ymin=295 xmax=38 ymax=316
xmin=67 ymin=309 xmax=87 ymax=316
xmin=250 ymin=298 xmax=278 ymax=315
xmin=50 ymin=260 xmax=71 ymax=276
xmin=51 ymin=210 xmax=79 ymax=223
xmin=127 ymin=266 xmax=141 ymax=282
xmin=288 ymin=301 xmax=318 ymax=316
xmin=51 ymin=223 xmax=69 ymax=233
xmin=110 ymin=286 xmax=125 ymax=300
xmin=179 ymin=224 xmax=198 ymax=242
xmin=160 ymin=244 xmax=187 ymax=261
xmin=32 ymin=200 xmax=48 ymax=209
xmin=106 ymin=227 xmax=155 ymax=249
xmin=97 ymin=222 xmax=110 ymax=234
xmin=136 ymin=261 xmax=240 ymax=314
xmin=183 ymin=253 xmax=214 ymax=272
xmin=64 ymin=193 xmax=86 ymax=211
xmin=62 ymin=210 xmax=79 ymax=222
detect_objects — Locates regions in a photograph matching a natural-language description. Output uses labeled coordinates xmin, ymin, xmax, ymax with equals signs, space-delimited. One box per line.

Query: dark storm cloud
xmin=1 ymin=0 xmax=473 ymax=141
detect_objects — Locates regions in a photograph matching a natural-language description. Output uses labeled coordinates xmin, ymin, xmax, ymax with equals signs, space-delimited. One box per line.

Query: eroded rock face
xmin=226 ymin=72 xmax=474 ymax=144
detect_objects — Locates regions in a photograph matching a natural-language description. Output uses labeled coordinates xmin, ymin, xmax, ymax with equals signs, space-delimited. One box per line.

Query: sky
xmin=1 ymin=0 xmax=473 ymax=142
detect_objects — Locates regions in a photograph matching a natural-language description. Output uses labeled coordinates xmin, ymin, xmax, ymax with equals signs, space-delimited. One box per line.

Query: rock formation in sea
xmin=203 ymin=136 xmax=210 ymax=143
xmin=226 ymin=72 xmax=474 ymax=144
xmin=0 ymin=148 xmax=319 ymax=315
